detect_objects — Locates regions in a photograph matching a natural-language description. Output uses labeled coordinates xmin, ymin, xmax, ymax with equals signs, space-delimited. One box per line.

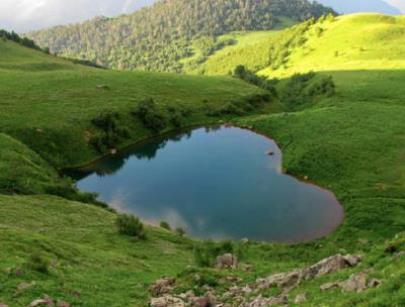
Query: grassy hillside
xmin=0 ymin=38 xmax=266 ymax=168
xmin=26 ymin=0 xmax=333 ymax=73
xmin=1 ymin=15 xmax=405 ymax=306
xmin=193 ymin=14 xmax=405 ymax=77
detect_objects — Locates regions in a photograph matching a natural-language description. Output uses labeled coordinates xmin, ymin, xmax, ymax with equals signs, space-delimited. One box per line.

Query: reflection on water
xmin=69 ymin=126 xmax=343 ymax=243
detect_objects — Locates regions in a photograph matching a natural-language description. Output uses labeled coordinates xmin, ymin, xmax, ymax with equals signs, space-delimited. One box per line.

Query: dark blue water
xmin=71 ymin=126 xmax=343 ymax=242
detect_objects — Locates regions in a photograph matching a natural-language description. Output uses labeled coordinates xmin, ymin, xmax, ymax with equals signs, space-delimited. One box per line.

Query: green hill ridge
xmin=26 ymin=0 xmax=333 ymax=73
xmin=189 ymin=13 xmax=405 ymax=76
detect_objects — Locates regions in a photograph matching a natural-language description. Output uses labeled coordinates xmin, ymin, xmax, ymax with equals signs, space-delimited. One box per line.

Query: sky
xmin=0 ymin=0 xmax=404 ymax=33
xmin=0 ymin=0 xmax=155 ymax=33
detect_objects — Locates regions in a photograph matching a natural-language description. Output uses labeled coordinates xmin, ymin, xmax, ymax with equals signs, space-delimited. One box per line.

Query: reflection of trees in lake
xmin=205 ymin=125 xmax=221 ymax=133
xmin=70 ymin=129 xmax=195 ymax=178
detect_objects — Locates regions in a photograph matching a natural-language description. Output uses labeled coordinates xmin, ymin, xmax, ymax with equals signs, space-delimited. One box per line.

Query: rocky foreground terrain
xmin=149 ymin=252 xmax=391 ymax=306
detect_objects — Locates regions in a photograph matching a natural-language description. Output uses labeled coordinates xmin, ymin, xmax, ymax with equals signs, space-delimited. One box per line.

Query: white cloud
xmin=0 ymin=0 xmax=154 ymax=33
xmin=385 ymin=0 xmax=405 ymax=13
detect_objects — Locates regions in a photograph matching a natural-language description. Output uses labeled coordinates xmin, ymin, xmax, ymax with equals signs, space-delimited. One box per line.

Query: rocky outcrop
xmin=320 ymin=272 xmax=381 ymax=293
xmin=255 ymin=254 xmax=362 ymax=291
xmin=149 ymin=254 xmax=367 ymax=306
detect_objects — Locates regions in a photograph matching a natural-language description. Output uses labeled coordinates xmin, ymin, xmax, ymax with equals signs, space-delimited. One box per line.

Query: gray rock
xmin=150 ymin=277 xmax=176 ymax=297
xmin=150 ymin=296 xmax=185 ymax=307
xmin=245 ymin=295 xmax=288 ymax=306
xmin=216 ymin=254 xmax=238 ymax=269
xmin=320 ymin=282 xmax=340 ymax=291
xmin=29 ymin=296 xmax=54 ymax=307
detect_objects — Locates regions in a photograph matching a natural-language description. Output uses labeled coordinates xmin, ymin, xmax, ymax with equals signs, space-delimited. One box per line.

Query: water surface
xmin=70 ymin=126 xmax=343 ymax=242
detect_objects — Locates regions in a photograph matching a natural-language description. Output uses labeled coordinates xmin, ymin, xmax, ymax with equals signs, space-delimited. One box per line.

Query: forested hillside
xmin=27 ymin=0 xmax=334 ymax=72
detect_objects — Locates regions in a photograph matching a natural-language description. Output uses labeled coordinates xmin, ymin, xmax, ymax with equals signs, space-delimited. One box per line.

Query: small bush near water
xmin=116 ymin=214 xmax=146 ymax=239
xmin=90 ymin=111 xmax=130 ymax=153
xmin=132 ymin=98 xmax=168 ymax=132
xmin=160 ymin=221 xmax=171 ymax=230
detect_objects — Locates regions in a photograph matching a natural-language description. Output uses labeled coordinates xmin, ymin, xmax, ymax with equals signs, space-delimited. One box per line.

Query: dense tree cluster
xmin=27 ymin=0 xmax=334 ymax=72
xmin=0 ymin=29 xmax=44 ymax=51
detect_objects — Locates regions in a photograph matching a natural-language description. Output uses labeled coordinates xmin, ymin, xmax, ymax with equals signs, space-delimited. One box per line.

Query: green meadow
xmin=0 ymin=13 xmax=404 ymax=306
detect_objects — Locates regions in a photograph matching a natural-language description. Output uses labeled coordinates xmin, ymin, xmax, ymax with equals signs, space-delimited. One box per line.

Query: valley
xmin=0 ymin=1 xmax=404 ymax=306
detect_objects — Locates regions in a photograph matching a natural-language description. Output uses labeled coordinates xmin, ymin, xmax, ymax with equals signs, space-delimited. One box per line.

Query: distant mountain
xmin=315 ymin=0 xmax=402 ymax=15
xmin=27 ymin=0 xmax=334 ymax=73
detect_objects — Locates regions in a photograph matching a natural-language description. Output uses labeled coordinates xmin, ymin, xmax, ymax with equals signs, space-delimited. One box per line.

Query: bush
xmin=281 ymin=72 xmax=335 ymax=110
xmin=133 ymin=99 xmax=167 ymax=132
xmin=307 ymin=75 xmax=335 ymax=97
xmin=175 ymin=227 xmax=186 ymax=237
xmin=27 ymin=253 xmax=49 ymax=273
xmin=90 ymin=112 xmax=130 ymax=152
xmin=233 ymin=65 xmax=277 ymax=97
xmin=0 ymin=29 xmax=43 ymax=51
xmin=160 ymin=221 xmax=171 ymax=230
xmin=116 ymin=214 xmax=146 ymax=239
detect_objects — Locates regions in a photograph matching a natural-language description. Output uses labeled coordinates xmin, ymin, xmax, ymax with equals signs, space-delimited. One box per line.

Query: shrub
xmin=133 ymin=99 xmax=167 ymax=132
xmin=90 ymin=112 xmax=129 ymax=152
xmin=0 ymin=29 xmax=43 ymax=51
xmin=175 ymin=227 xmax=186 ymax=237
xmin=306 ymin=75 xmax=335 ymax=97
xmin=27 ymin=253 xmax=49 ymax=273
xmin=160 ymin=221 xmax=171 ymax=231
xmin=233 ymin=65 xmax=277 ymax=97
xmin=281 ymin=72 xmax=335 ymax=110
xmin=116 ymin=214 xmax=146 ymax=239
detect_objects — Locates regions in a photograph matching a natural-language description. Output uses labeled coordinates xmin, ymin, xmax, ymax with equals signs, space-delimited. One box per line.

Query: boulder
xmin=150 ymin=277 xmax=176 ymax=297
xmin=216 ymin=254 xmax=238 ymax=269
xmin=150 ymin=296 xmax=185 ymax=307
xmin=0 ymin=303 xmax=9 ymax=307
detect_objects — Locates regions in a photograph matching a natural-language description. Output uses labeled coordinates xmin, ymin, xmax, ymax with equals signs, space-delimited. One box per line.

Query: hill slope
xmin=190 ymin=14 xmax=405 ymax=76
xmin=26 ymin=0 xmax=334 ymax=73
xmin=0 ymin=37 xmax=265 ymax=169
xmin=0 ymin=22 xmax=404 ymax=306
